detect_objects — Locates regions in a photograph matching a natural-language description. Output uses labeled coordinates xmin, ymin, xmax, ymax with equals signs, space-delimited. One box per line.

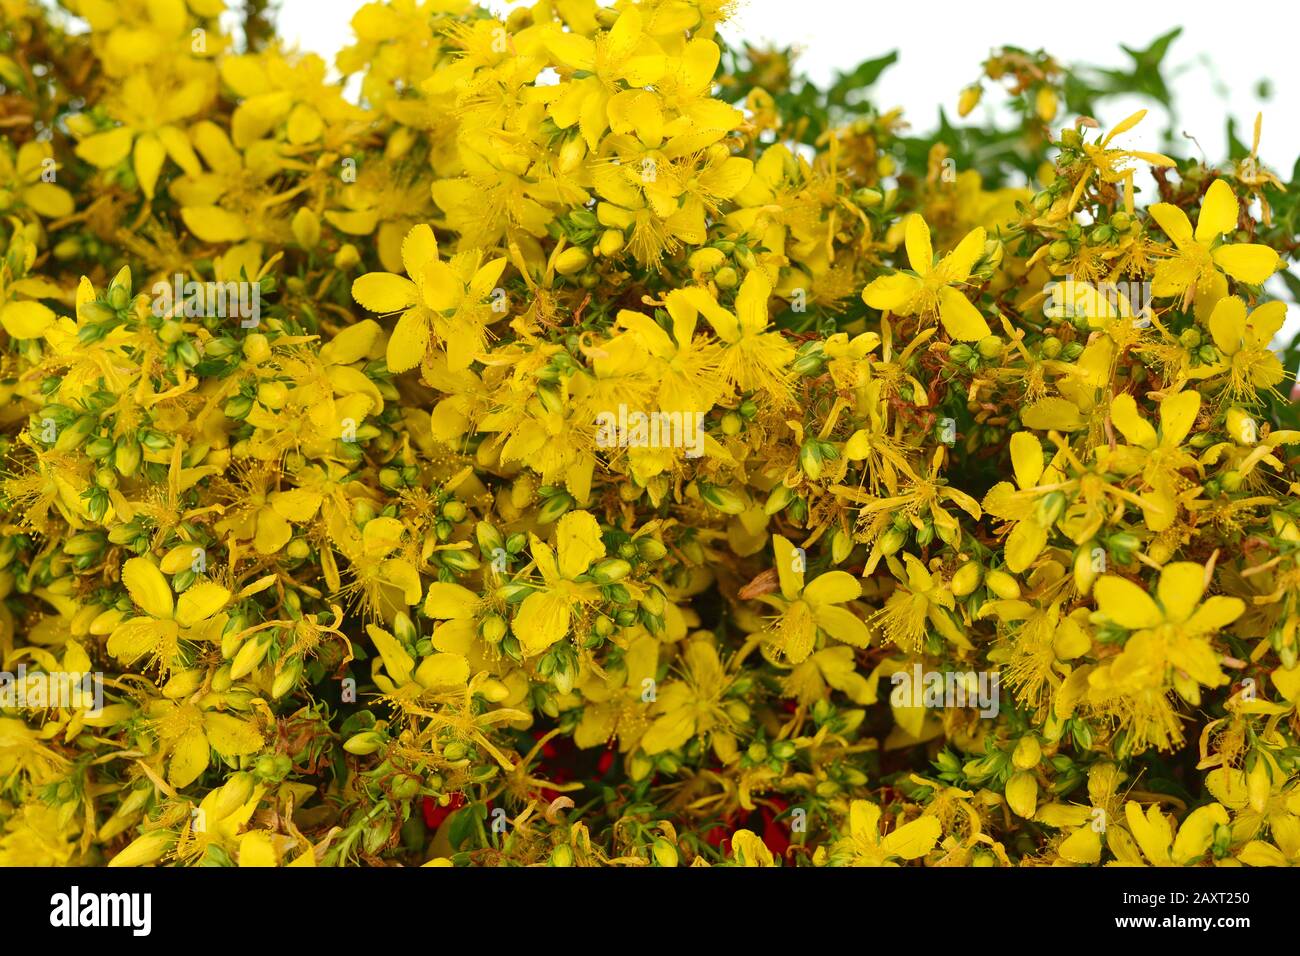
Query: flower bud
xmin=1012 ymin=737 xmax=1041 ymax=770
xmin=700 ymin=483 xmax=746 ymax=515
xmin=549 ymin=844 xmax=574 ymax=867
xmin=243 ymin=333 xmax=271 ymax=362
xmin=554 ymin=247 xmax=590 ymax=276
xmin=950 ymin=561 xmax=983 ymax=597
xmin=344 ymin=731 xmax=385 ymax=756
xmin=878 ymin=527 xmax=907 ymax=556
xmin=1225 ymin=407 xmax=1256 ymax=445
xmin=985 ymin=569 xmax=1021 ymax=600
xmin=598 ymin=229 xmax=624 ymax=257
xmin=1034 ymin=491 xmax=1067 ymax=527
xmin=1006 ymin=770 xmax=1039 ymax=818
xmin=977 ymin=335 xmax=1003 ymax=359
xmin=113 ymin=438 xmax=142 ymax=477
xmin=108 ymin=830 xmax=175 ymax=868
xmin=652 ymin=838 xmax=679 ymax=867
xmin=230 ymin=632 xmax=271 ymax=680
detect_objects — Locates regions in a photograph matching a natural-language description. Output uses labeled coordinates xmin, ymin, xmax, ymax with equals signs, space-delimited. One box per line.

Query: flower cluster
xmin=0 ymin=0 xmax=1298 ymax=868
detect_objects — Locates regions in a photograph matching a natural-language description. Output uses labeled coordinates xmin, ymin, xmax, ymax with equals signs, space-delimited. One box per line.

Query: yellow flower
xmin=614 ymin=295 xmax=725 ymax=413
xmin=175 ymin=773 xmax=265 ymax=861
xmin=981 ymin=431 xmax=1063 ymax=573
xmin=421 ymin=248 xmax=508 ymax=372
xmin=351 ymin=223 xmax=440 ymax=372
xmin=729 ymin=829 xmax=777 ymax=866
xmin=73 ymin=69 xmax=208 ymax=201
xmin=846 ymin=446 xmax=983 ymax=575
xmin=335 ymin=516 xmax=423 ymax=621
xmin=169 ymin=120 xmax=284 ymax=241
xmin=545 ymin=7 xmax=666 ymax=149
xmin=0 ymin=141 xmax=74 ymax=218
xmin=573 ymin=634 xmax=659 ymax=751
xmin=862 ymin=214 xmax=991 ymax=341
xmin=219 ymin=50 xmax=368 ymax=148
xmin=640 ymin=636 xmax=738 ymax=759
xmin=1107 ymin=389 xmax=1201 ymax=532
xmin=1038 ymin=762 xmax=1129 ymax=865
xmin=512 ymin=510 xmax=606 ymax=657
xmin=759 ymin=533 xmax=869 ymax=664
xmin=1149 ymin=179 xmax=1280 ymax=308
xmin=367 ymin=623 xmax=470 ymax=699
xmin=1190 ymin=296 xmax=1287 ymax=399
xmin=352 ymin=223 xmax=506 ymax=373
xmin=1059 ymin=109 xmax=1175 ymax=217
xmin=106 ymin=557 xmax=232 ymax=677
xmin=872 ymin=553 xmax=968 ymax=652
xmin=681 ymin=270 xmax=795 ymax=402
xmin=828 ymin=799 xmax=942 ymax=866
xmin=1119 ymin=801 xmax=1228 ymax=866
xmin=1086 ymin=562 xmax=1244 ymax=751
xmin=147 ymin=696 xmax=264 ymax=789
xmin=215 ymin=466 xmax=323 ymax=556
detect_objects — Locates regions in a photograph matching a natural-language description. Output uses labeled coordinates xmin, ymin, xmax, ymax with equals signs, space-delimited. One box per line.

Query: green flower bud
xmin=344 ymin=731 xmax=385 ymax=756
xmin=591 ymin=558 xmax=631 ymax=583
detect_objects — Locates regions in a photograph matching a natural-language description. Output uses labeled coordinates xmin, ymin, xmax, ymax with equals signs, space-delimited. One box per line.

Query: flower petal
xmin=1010 ymin=431 xmax=1044 ymax=490
xmin=1194 ymin=179 xmax=1239 ymax=243
xmin=1155 ymin=562 xmax=1205 ymax=623
xmin=1186 ymin=595 xmax=1245 ymax=633
xmin=423 ymin=582 xmax=479 ymax=620
xmin=203 ymin=711 xmax=265 ymax=758
xmin=804 ymin=570 xmax=861 ymax=606
xmin=0 ymin=300 xmax=55 ymax=339
xmin=1212 ymin=243 xmax=1280 ymax=285
xmin=941 ymin=226 xmax=986 ymax=281
xmin=1125 ymin=801 xmax=1173 ymax=865
xmin=814 ymin=604 xmax=870 ymax=648
xmin=904 ymin=214 xmax=933 ymax=274
xmin=881 ymin=815 xmax=942 ymax=859
xmin=1158 ymin=390 xmax=1200 ymax=446
xmin=771 ymin=533 xmax=804 ymax=599
xmin=352 ymin=271 xmax=418 ymax=313
xmin=1245 ymin=300 xmax=1287 ymax=349
xmin=169 ymin=727 xmax=210 ymax=788
xmin=555 ymin=510 xmax=605 ymax=580
xmin=514 ymin=591 xmax=571 ymax=657
xmin=1147 ymin=202 xmax=1194 ymax=250
xmin=133 ymin=133 xmax=166 ymax=200
xmin=366 ymin=623 xmax=414 ymax=685
xmin=862 ymin=272 xmax=920 ymax=312
xmin=1095 ymin=575 xmax=1162 ymax=629
xmin=1207 ymin=295 xmax=1247 ymax=355
xmin=1170 ymin=803 xmax=1228 ymax=865
xmin=1110 ymin=394 xmax=1157 ymax=449
xmin=385 ymin=307 xmax=430 ymax=374
xmin=75 ymin=127 xmax=134 ymax=169
xmin=122 ymin=557 xmax=174 ymax=620
xmin=937 ymin=286 xmax=990 ymax=341
xmin=174 ymin=582 xmax=231 ymax=628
